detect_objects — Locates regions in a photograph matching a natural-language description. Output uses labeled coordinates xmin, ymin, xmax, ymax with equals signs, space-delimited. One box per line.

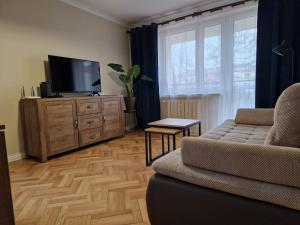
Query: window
xmin=204 ymin=25 xmax=222 ymax=89
xmin=232 ymin=16 xmax=257 ymax=114
xmin=165 ymin=30 xmax=196 ymax=94
xmin=158 ymin=6 xmax=258 ymax=118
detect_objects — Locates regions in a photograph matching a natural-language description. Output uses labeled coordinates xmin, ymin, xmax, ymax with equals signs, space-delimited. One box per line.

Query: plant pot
xmin=124 ymin=97 xmax=136 ymax=111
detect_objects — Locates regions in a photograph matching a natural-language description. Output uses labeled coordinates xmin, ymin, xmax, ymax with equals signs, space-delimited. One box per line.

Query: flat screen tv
xmin=48 ymin=55 xmax=101 ymax=93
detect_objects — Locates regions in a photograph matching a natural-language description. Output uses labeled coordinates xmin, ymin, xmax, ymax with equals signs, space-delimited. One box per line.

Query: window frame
xmin=158 ymin=6 xmax=258 ymax=97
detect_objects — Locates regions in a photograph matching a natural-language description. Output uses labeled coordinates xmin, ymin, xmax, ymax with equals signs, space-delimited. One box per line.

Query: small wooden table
xmin=148 ymin=118 xmax=201 ymax=136
xmin=145 ymin=118 xmax=201 ymax=166
xmin=144 ymin=127 xmax=181 ymax=166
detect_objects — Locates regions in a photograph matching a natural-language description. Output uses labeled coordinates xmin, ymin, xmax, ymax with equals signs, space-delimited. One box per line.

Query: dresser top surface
xmin=20 ymin=95 xmax=123 ymax=102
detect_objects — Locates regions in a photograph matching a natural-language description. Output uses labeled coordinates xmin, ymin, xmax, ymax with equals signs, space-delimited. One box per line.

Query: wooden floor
xmin=9 ymin=131 xmax=182 ymax=225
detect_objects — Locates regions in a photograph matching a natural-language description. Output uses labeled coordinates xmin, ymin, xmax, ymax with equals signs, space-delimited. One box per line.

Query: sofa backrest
xmin=235 ymin=108 xmax=274 ymax=126
xmin=265 ymin=83 xmax=300 ymax=148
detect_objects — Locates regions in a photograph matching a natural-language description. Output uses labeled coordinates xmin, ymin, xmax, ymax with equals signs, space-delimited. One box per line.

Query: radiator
xmin=160 ymin=94 xmax=222 ymax=134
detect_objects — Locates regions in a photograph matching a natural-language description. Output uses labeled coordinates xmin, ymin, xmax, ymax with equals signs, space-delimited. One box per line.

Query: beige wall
xmin=0 ymin=0 xmax=129 ymax=158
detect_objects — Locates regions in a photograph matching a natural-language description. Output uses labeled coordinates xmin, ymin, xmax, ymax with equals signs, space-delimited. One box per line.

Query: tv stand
xmin=20 ymin=96 xmax=125 ymax=162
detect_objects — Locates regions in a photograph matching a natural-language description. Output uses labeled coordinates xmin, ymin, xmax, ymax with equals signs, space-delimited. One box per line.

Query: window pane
xmin=232 ymin=17 xmax=257 ymax=114
xmin=204 ymin=25 xmax=221 ymax=89
xmin=165 ymin=31 xmax=196 ymax=95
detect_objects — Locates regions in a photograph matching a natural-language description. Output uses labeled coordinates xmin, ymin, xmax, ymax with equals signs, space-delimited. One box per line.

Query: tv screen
xmin=48 ymin=55 xmax=101 ymax=93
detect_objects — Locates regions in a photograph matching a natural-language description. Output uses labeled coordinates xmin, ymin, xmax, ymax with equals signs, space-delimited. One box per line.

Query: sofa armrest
xmin=235 ymin=108 xmax=274 ymax=126
xmin=182 ymin=137 xmax=300 ymax=188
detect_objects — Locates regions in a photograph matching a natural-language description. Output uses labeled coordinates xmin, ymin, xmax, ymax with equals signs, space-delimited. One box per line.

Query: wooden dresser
xmin=0 ymin=125 xmax=15 ymax=225
xmin=20 ymin=96 xmax=125 ymax=162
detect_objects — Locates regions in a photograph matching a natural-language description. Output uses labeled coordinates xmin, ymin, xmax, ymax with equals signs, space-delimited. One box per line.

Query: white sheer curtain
xmin=160 ymin=29 xmax=197 ymax=95
xmin=158 ymin=5 xmax=258 ymax=129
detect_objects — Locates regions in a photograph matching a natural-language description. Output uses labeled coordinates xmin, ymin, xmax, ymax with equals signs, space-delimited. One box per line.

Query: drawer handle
xmin=74 ymin=120 xmax=78 ymax=128
xmin=88 ymin=135 xmax=96 ymax=140
xmin=86 ymin=121 xmax=94 ymax=125
xmin=86 ymin=105 xmax=92 ymax=109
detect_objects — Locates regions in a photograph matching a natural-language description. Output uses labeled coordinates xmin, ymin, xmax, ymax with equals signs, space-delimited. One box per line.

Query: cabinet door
xmin=43 ymin=101 xmax=79 ymax=154
xmin=102 ymin=98 xmax=123 ymax=139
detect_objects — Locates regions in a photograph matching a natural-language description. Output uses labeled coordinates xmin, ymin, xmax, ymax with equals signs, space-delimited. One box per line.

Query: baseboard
xmin=8 ymin=152 xmax=25 ymax=163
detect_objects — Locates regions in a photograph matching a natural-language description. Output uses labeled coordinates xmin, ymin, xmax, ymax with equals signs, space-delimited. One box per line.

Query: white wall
xmin=0 ymin=0 xmax=129 ymax=159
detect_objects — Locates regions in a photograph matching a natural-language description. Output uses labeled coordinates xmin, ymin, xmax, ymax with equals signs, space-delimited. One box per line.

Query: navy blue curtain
xmin=130 ymin=24 xmax=161 ymax=129
xmin=255 ymin=0 xmax=300 ymax=108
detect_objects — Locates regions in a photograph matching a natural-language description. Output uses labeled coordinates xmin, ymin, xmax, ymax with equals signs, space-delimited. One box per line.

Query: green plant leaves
xmin=119 ymin=74 xmax=131 ymax=84
xmin=124 ymin=75 xmax=132 ymax=83
xmin=108 ymin=63 xmax=152 ymax=97
xmin=128 ymin=65 xmax=141 ymax=78
xmin=119 ymin=74 xmax=126 ymax=83
xmin=108 ymin=63 xmax=125 ymax=73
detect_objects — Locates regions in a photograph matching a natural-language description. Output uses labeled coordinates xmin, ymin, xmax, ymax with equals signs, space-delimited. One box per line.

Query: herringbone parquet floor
xmin=9 ymin=131 xmax=182 ymax=225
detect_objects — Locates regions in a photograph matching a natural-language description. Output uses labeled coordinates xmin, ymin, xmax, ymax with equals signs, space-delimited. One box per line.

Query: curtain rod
xmin=159 ymin=0 xmax=256 ymax=26
xmin=127 ymin=0 xmax=256 ymax=33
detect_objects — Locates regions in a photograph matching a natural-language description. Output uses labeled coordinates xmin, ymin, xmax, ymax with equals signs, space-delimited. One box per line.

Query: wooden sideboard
xmin=0 ymin=125 xmax=15 ymax=225
xmin=20 ymin=96 xmax=125 ymax=162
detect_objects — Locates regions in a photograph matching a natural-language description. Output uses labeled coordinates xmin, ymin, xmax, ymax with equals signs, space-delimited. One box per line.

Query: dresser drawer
xmin=77 ymin=100 xmax=101 ymax=115
xmin=79 ymin=128 xmax=102 ymax=146
xmin=78 ymin=114 xmax=102 ymax=131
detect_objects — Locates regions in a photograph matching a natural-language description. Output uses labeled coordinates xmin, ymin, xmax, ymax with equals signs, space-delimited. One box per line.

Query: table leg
xmin=173 ymin=135 xmax=176 ymax=150
xmin=167 ymin=134 xmax=170 ymax=152
xmin=183 ymin=129 xmax=186 ymax=136
xmin=149 ymin=132 xmax=152 ymax=163
xmin=188 ymin=128 xmax=190 ymax=136
xmin=199 ymin=123 xmax=201 ymax=136
xmin=125 ymin=113 xmax=127 ymax=132
xmin=145 ymin=132 xmax=149 ymax=166
xmin=134 ymin=112 xmax=137 ymax=129
xmin=162 ymin=134 xmax=165 ymax=155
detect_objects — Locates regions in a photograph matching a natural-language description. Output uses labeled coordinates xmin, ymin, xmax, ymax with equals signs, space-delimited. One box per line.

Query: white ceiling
xmin=60 ymin=0 xmax=238 ymax=26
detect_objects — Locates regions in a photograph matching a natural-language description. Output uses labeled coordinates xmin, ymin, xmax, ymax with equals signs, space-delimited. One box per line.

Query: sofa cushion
xmin=202 ymin=119 xmax=271 ymax=144
xmin=181 ymin=137 xmax=300 ymax=189
xmin=152 ymin=150 xmax=300 ymax=211
xmin=265 ymin=83 xmax=300 ymax=148
xmin=235 ymin=108 xmax=274 ymax=126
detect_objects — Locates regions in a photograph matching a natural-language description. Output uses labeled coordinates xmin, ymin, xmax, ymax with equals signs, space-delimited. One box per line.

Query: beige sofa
xmin=147 ymin=83 xmax=300 ymax=225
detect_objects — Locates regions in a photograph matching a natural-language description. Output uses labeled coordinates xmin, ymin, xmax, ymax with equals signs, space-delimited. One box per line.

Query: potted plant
xmin=108 ymin=63 xmax=152 ymax=111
